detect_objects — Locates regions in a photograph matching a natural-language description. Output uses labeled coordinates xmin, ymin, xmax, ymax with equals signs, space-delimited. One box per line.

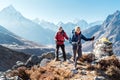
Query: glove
xmin=55 ymin=39 xmax=57 ymax=44
xmin=92 ymin=36 xmax=95 ymax=40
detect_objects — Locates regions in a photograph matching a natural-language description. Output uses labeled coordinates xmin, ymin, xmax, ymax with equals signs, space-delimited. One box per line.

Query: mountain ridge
xmin=82 ymin=10 xmax=120 ymax=55
xmin=0 ymin=5 xmax=55 ymax=45
xmin=0 ymin=45 xmax=30 ymax=71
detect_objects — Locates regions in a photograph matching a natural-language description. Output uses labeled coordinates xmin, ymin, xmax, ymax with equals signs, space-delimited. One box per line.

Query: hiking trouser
xmin=56 ymin=44 xmax=66 ymax=61
xmin=72 ymin=44 xmax=82 ymax=61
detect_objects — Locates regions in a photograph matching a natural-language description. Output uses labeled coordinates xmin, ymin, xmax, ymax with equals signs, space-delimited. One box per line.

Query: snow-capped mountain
xmin=57 ymin=22 xmax=76 ymax=35
xmin=0 ymin=5 xmax=55 ymax=45
xmin=0 ymin=25 xmax=26 ymax=45
xmin=0 ymin=25 xmax=54 ymax=55
xmin=82 ymin=10 xmax=120 ymax=55
xmin=74 ymin=19 xmax=89 ymax=29
xmin=33 ymin=18 xmax=102 ymax=35
xmin=0 ymin=5 xmax=102 ymax=45
xmin=89 ymin=21 xmax=103 ymax=28
xmin=0 ymin=24 xmax=45 ymax=47
xmin=33 ymin=19 xmax=58 ymax=31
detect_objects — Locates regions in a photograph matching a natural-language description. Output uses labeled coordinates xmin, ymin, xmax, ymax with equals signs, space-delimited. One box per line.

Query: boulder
xmin=7 ymin=76 xmax=22 ymax=80
xmin=41 ymin=51 xmax=55 ymax=59
xmin=58 ymin=52 xmax=72 ymax=60
xmin=94 ymin=76 xmax=105 ymax=80
xmin=40 ymin=58 xmax=51 ymax=67
xmin=25 ymin=55 xmax=41 ymax=67
xmin=0 ymin=73 xmax=6 ymax=80
xmin=12 ymin=61 xmax=25 ymax=69
xmin=0 ymin=76 xmax=7 ymax=80
xmin=25 ymin=51 xmax=55 ymax=67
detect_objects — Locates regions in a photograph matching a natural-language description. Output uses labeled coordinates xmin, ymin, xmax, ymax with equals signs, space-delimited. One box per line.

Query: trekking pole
xmin=91 ymin=37 xmax=95 ymax=63
xmin=92 ymin=40 xmax=94 ymax=52
xmin=74 ymin=42 xmax=78 ymax=69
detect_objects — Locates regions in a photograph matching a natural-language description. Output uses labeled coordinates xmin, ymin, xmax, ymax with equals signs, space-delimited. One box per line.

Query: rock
xmin=90 ymin=71 xmax=96 ymax=74
xmin=66 ymin=59 xmax=73 ymax=64
xmin=71 ymin=69 xmax=78 ymax=74
xmin=4 ymin=69 xmax=12 ymax=76
xmin=81 ymin=70 xmax=87 ymax=75
xmin=94 ymin=56 xmax=110 ymax=63
xmin=0 ymin=72 xmax=3 ymax=77
xmin=66 ymin=53 xmax=72 ymax=59
xmin=7 ymin=76 xmax=22 ymax=80
xmin=0 ymin=75 xmax=7 ymax=80
xmin=25 ymin=52 xmax=55 ymax=67
xmin=40 ymin=59 xmax=51 ymax=67
xmin=12 ymin=61 xmax=25 ymax=69
xmin=16 ymin=61 xmax=24 ymax=66
xmin=5 ymin=70 xmax=12 ymax=73
xmin=58 ymin=52 xmax=72 ymax=60
xmin=41 ymin=51 xmax=55 ymax=59
xmin=94 ymin=76 xmax=105 ymax=80
xmin=25 ymin=55 xmax=41 ymax=67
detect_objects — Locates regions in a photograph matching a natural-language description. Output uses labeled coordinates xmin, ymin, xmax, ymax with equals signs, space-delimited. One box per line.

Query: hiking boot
xmin=74 ymin=58 xmax=77 ymax=68
xmin=55 ymin=58 xmax=61 ymax=61
xmin=63 ymin=59 xmax=66 ymax=61
xmin=73 ymin=59 xmax=75 ymax=62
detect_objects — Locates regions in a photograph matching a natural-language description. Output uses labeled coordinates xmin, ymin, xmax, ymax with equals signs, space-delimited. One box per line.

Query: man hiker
xmin=55 ymin=26 xmax=69 ymax=61
xmin=71 ymin=26 xmax=95 ymax=68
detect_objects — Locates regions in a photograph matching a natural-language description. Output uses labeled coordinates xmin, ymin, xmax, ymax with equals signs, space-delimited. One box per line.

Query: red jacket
xmin=55 ymin=31 xmax=68 ymax=45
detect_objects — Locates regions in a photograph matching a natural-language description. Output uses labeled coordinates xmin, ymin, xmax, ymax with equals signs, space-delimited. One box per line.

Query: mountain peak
xmin=6 ymin=5 xmax=16 ymax=10
xmin=0 ymin=5 xmax=23 ymax=16
xmin=74 ymin=19 xmax=87 ymax=24
xmin=103 ymin=10 xmax=120 ymax=26
xmin=1 ymin=5 xmax=17 ymax=13
xmin=0 ymin=5 xmax=24 ymax=20
xmin=114 ymin=10 xmax=120 ymax=15
xmin=57 ymin=21 xmax=64 ymax=26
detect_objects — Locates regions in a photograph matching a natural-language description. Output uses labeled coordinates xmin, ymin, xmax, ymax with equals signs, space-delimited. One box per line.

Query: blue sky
xmin=0 ymin=0 xmax=120 ymax=24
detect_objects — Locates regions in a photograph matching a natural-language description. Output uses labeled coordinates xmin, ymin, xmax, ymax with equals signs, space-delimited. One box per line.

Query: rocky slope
xmin=82 ymin=10 xmax=120 ymax=55
xmin=0 ymin=38 xmax=120 ymax=80
xmin=2 ymin=54 xmax=120 ymax=80
xmin=0 ymin=45 xmax=30 ymax=71
xmin=0 ymin=25 xmax=54 ymax=55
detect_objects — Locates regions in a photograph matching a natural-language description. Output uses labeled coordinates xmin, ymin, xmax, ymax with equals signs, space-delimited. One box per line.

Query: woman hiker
xmin=71 ymin=26 xmax=95 ymax=68
xmin=55 ymin=26 xmax=69 ymax=61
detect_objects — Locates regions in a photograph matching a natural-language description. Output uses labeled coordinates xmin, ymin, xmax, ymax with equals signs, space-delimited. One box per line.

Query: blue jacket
xmin=72 ymin=32 xmax=93 ymax=45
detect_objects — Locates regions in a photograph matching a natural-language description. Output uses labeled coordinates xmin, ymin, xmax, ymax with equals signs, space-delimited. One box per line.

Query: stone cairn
xmin=93 ymin=37 xmax=113 ymax=58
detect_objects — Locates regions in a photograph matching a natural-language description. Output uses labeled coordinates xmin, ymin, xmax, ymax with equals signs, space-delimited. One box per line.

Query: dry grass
xmin=86 ymin=64 xmax=96 ymax=70
xmin=8 ymin=65 xmax=72 ymax=80
xmin=79 ymin=54 xmax=95 ymax=63
xmin=7 ymin=55 xmax=120 ymax=80
xmin=9 ymin=66 xmax=29 ymax=80
xmin=96 ymin=55 xmax=120 ymax=70
xmin=106 ymin=65 xmax=120 ymax=80
xmin=86 ymin=55 xmax=120 ymax=70
xmin=86 ymin=55 xmax=120 ymax=80
xmin=25 ymin=65 xmax=72 ymax=80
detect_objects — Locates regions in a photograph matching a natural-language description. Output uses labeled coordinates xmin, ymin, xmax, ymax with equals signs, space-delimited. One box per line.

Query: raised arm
xmin=81 ymin=34 xmax=94 ymax=41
